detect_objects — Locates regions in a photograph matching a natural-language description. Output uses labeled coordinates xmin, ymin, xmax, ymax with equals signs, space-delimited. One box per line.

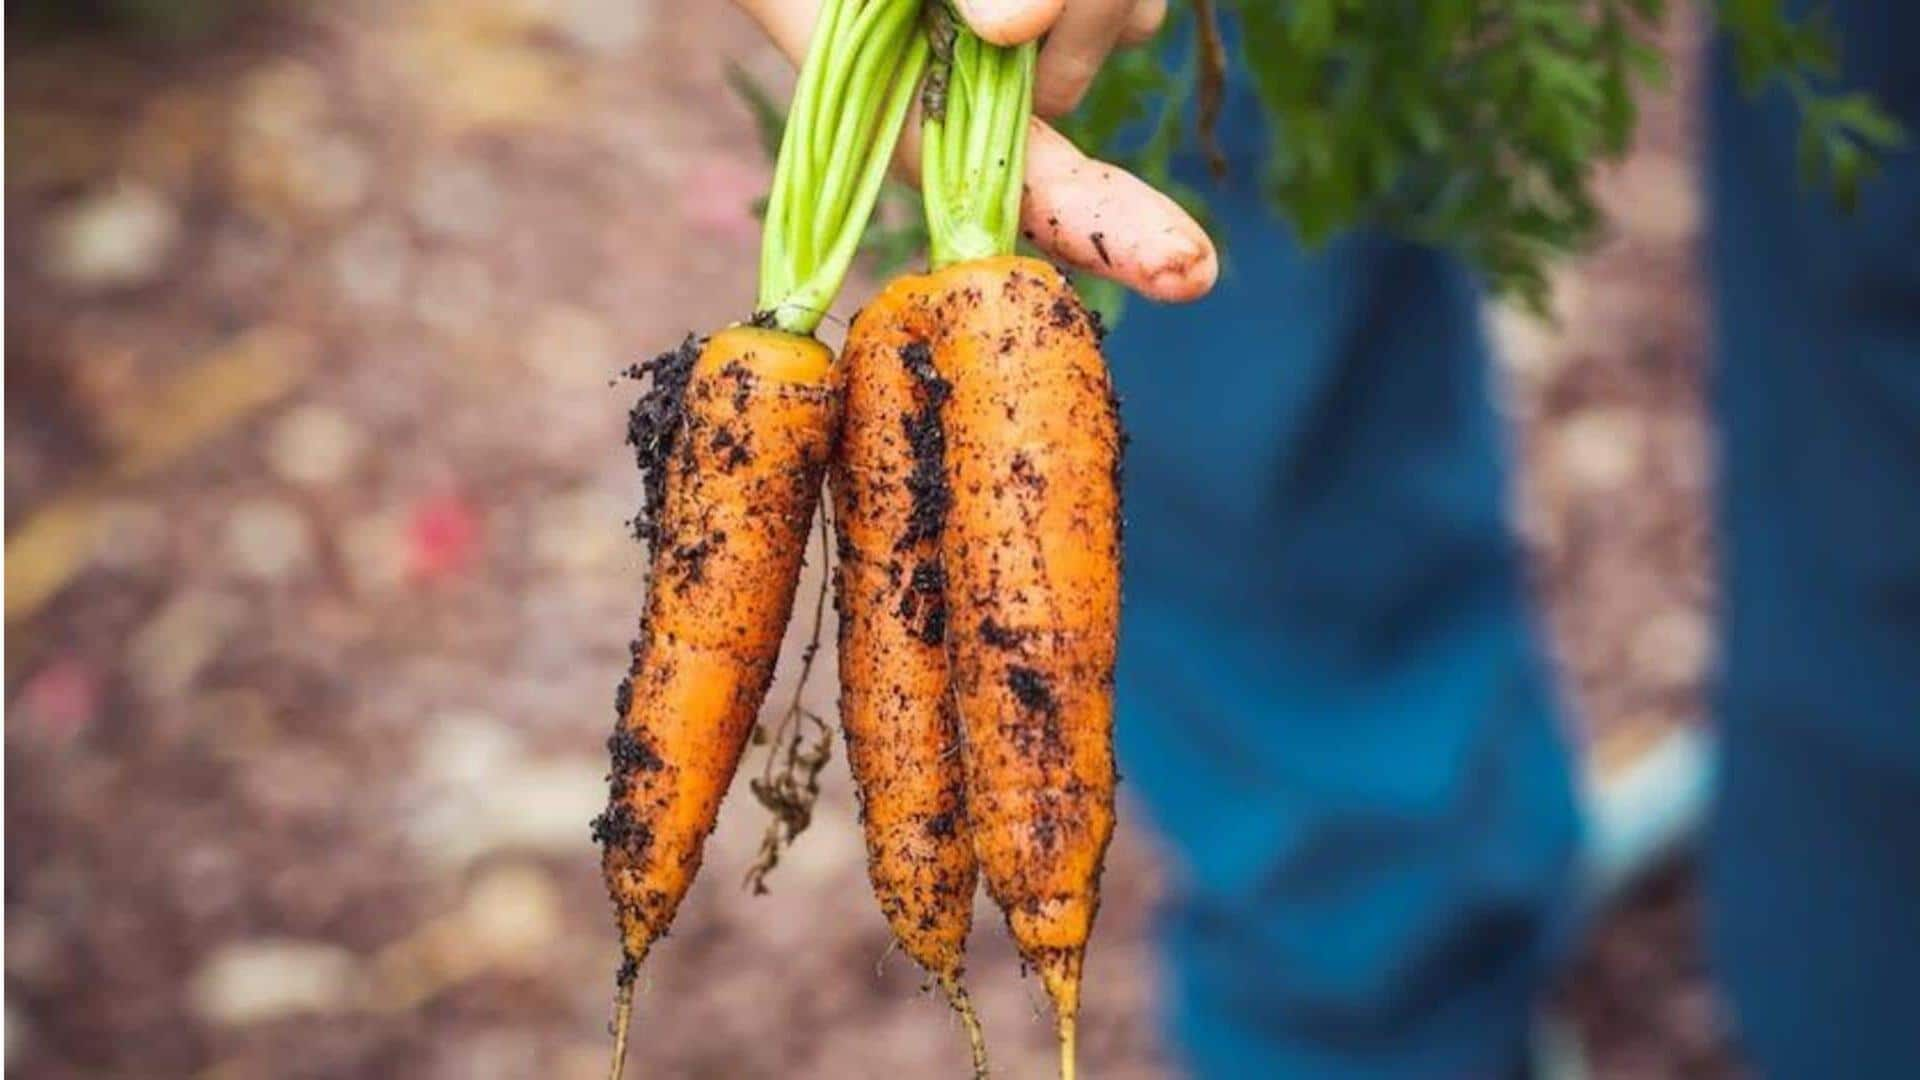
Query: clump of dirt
xmin=898 ymin=340 xmax=951 ymax=548
xmin=978 ymin=616 xmax=1023 ymax=649
xmin=1006 ymin=665 xmax=1058 ymax=715
xmin=589 ymin=801 xmax=651 ymax=859
xmin=625 ymin=335 xmax=702 ymax=542
xmin=900 ymin=558 xmax=948 ymax=645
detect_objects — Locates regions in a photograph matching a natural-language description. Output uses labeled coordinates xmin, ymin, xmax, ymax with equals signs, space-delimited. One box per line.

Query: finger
xmin=893 ymin=113 xmax=1213 ymax=302
xmin=1020 ymin=121 xmax=1218 ymax=302
xmin=1117 ymin=0 xmax=1167 ymax=47
xmin=736 ymin=0 xmax=815 ymax=63
xmin=1032 ymin=0 xmax=1136 ymax=118
xmin=953 ymin=0 xmax=1067 ymax=45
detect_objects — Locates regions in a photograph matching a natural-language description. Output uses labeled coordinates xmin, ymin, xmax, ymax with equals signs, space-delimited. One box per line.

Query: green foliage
xmin=1070 ymin=0 xmax=1904 ymax=312
xmin=1717 ymin=0 xmax=1906 ymax=209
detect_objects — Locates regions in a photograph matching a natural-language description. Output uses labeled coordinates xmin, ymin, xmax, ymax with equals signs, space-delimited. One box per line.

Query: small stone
xmin=418 ymin=711 xmax=520 ymax=789
xmin=1489 ymin=303 xmax=1562 ymax=387
xmin=429 ymin=1033 xmax=541 ymax=1080
xmin=414 ymin=255 xmax=494 ymax=337
xmin=521 ymin=304 xmax=614 ymax=388
xmin=189 ymin=940 xmax=359 ymax=1025
xmin=1631 ymin=607 xmax=1712 ymax=688
xmin=411 ymin=159 xmax=501 ymax=241
xmin=223 ymin=499 xmax=314 ymax=582
xmin=45 ymin=182 xmax=179 ymax=290
xmin=405 ymin=724 xmax=604 ymax=867
xmin=460 ymin=864 xmax=561 ymax=965
xmin=266 ymin=405 xmax=367 ymax=489
xmin=530 ymin=488 xmax=628 ymax=575
xmin=235 ymin=61 xmax=328 ymax=142
xmin=291 ymin=134 xmax=375 ymax=217
xmin=91 ymin=498 xmax=171 ymax=571
xmin=482 ymin=757 xmax=606 ymax=855
xmin=1615 ymin=156 xmax=1700 ymax=245
xmin=330 ymin=219 xmax=413 ymax=310
xmin=1555 ymin=407 xmax=1643 ymax=492
xmin=129 ymin=590 xmax=247 ymax=700
xmin=555 ymin=0 xmax=649 ymax=55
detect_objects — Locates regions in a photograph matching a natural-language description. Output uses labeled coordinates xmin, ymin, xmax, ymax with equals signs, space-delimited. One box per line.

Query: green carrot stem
xmin=758 ymin=0 xmax=928 ymax=335
xmin=922 ymin=10 xmax=1035 ymax=268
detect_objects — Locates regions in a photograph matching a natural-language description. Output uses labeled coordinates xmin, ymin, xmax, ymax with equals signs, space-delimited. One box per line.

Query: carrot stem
xmin=922 ymin=10 xmax=1035 ymax=268
xmin=759 ymin=0 xmax=928 ymax=335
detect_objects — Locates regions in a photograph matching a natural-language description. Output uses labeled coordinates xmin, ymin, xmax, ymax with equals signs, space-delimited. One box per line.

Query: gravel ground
xmin=7 ymin=3 xmax=1733 ymax=1077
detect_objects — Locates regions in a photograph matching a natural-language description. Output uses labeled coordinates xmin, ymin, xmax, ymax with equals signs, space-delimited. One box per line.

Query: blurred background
xmin=7 ymin=1 xmax=1725 ymax=1076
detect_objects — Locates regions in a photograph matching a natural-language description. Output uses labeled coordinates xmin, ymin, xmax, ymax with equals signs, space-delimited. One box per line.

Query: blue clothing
xmin=1106 ymin=53 xmax=1582 ymax=1079
xmin=1107 ymin=3 xmax=1920 ymax=1076
xmin=1704 ymin=0 xmax=1920 ymax=1074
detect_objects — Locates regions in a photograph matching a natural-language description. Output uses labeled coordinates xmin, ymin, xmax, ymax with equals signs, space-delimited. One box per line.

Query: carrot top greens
xmin=758 ymin=0 xmax=929 ymax=335
xmin=920 ymin=7 xmax=1036 ymax=269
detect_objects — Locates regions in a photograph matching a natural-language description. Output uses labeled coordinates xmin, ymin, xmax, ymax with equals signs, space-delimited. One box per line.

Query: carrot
xmin=593 ymin=3 xmax=928 ymax=1075
xmin=831 ymin=276 xmax=989 ymax=1076
xmin=595 ymin=323 xmax=837 ymax=979
xmin=914 ymin=18 xmax=1123 ymax=1078
xmin=931 ymin=255 xmax=1119 ymax=1080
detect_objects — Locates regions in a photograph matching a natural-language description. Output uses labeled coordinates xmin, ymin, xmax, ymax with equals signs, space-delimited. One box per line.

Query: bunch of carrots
xmin=594 ymin=4 xmax=1193 ymax=1076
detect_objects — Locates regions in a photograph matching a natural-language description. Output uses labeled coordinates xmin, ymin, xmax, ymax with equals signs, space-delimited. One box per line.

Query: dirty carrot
xmin=592 ymin=3 xmax=927 ymax=1076
xmin=831 ymin=274 xmax=989 ymax=1076
xmin=917 ymin=14 xmax=1123 ymax=1079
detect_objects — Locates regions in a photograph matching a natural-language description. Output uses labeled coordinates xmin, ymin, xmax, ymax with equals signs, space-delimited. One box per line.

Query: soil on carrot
xmin=625 ymin=334 xmax=702 ymax=543
xmin=898 ymin=340 xmax=952 ymax=549
xmin=1005 ymin=665 xmax=1058 ymax=716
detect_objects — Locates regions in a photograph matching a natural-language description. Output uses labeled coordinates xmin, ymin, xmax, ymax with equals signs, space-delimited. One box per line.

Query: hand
xmin=957 ymin=0 xmax=1165 ymax=117
xmin=734 ymin=0 xmax=1216 ymax=303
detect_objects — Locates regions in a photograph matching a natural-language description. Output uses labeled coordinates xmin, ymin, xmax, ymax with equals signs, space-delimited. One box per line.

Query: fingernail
xmin=953 ymin=0 xmax=1065 ymax=46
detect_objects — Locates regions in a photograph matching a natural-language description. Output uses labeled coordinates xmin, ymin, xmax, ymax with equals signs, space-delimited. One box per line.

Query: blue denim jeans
xmin=1108 ymin=3 xmax=1920 ymax=1075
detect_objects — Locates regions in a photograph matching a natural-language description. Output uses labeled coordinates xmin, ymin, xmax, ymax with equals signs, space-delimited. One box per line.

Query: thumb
xmin=952 ymin=0 xmax=1066 ymax=45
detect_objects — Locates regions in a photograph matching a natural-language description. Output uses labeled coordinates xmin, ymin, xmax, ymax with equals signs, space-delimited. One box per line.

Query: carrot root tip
xmin=1058 ymin=1012 xmax=1077 ymax=1080
xmin=940 ymin=972 xmax=991 ymax=1080
xmin=607 ymin=980 xmax=636 ymax=1080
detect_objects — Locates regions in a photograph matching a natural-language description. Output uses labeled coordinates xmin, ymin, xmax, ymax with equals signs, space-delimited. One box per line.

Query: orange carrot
xmin=593 ymin=5 xmax=928 ymax=1073
xmin=831 ymin=277 xmax=988 ymax=1075
xmin=930 ymin=256 xmax=1120 ymax=1079
xmin=595 ymin=326 xmax=836 ymax=981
